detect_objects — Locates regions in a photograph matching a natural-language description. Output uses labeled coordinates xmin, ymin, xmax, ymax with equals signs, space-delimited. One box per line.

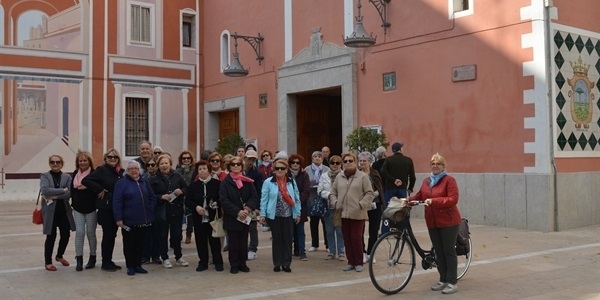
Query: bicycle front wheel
xmin=457 ymin=237 xmax=472 ymax=280
xmin=369 ymin=231 xmax=416 ymax=295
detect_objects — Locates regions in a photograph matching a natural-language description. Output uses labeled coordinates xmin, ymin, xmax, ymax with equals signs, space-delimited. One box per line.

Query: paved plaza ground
xmin=0 ymin=201 xmax=598 ymax=300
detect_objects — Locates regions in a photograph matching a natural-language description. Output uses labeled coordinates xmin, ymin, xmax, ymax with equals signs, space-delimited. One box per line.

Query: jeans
xmin=97 ymin=209 xmax=117 ymax=265
xmin=380 ymin=188 xmax=407 ymax=234
xmin=161 ymin=216 xmax=183 ymax=260
xmin=293 ymin=221 xmax=306 ymax=255
xmin=324 ymin=209 xmax=344 ymax=256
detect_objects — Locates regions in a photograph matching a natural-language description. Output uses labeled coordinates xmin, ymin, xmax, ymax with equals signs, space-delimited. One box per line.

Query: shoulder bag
xmin=32 ymin=190 xmax=43 ymax=225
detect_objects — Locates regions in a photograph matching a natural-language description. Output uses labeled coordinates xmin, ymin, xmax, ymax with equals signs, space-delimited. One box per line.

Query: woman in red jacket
xmin=410 ymin=153 xmax=461 ymax=295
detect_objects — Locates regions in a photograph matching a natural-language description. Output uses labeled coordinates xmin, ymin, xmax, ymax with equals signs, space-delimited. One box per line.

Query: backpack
xmin=455 ymin=218 xmax=470 ymax=255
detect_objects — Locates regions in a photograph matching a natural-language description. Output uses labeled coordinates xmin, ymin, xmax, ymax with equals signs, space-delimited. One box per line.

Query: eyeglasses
xmin=431 ymin=162 xmax=443 ymax=166
xmin=343 ymin=159 xmax=354 ymax=163
xmin=262 ymin=154 xmax=270 ymax=157
xmin=230 ymin=162 xmax=242 ymax=167
xmin=290 ymin=161 xmax=300 ymax=165
xmin=147 ymin=163 xmax=156 ymax=167
xmin=274 ymin=167 xmax=287 ymax=171
xmin=182 ymin=157 xmax=191 ymax=160
xmin=50 ymin=161 xmax=62 ymax=165
xmin=210 ymin=159 xmax=221 ymax=163
xmin=106 ymin=155 xmax=118 ymax=160
xmin=330 ymin=161 xmax=341 ymax=165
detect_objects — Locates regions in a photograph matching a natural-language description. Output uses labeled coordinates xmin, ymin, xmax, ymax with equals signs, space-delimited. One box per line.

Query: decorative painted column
xmin=155 ymin=87 xmax=162 ymax=147
xmin=182 ymin=88 xmax=189 ymax=150
xmin=113 ymin=84 xmax=122 ymax=151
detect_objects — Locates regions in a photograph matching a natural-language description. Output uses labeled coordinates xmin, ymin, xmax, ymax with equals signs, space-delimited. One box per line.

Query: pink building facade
xmin=1 ymin=0 xmax=598 ymax=231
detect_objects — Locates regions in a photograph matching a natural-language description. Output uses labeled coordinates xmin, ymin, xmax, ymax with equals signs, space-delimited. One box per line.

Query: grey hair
xmin=373 ymin=146 xmax=386 ymax=160
xmin=358 ymin=151 xmax=375 ymax=162
xmin=126 ymin=160 xmax=144 ymax=175
xmin=311 ymin=151 xmax=323 ymax=158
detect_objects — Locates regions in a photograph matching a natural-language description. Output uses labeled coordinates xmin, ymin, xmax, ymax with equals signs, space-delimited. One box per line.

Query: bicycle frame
xmin=390 ymin=209 xmax=437 ymax=270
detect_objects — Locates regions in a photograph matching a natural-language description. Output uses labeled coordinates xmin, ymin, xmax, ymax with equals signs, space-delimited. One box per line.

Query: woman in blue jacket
xmin=113 ymin=160 xmax=155 ymax=276
xmin=259 ymin=159 xmax=301 ymax=272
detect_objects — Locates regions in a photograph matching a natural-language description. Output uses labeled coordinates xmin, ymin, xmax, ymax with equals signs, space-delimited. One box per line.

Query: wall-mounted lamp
xmin=343 ymin=0 xmax=391 ymax=48
xmin=223 ymin=33 xmax=264 ymax=77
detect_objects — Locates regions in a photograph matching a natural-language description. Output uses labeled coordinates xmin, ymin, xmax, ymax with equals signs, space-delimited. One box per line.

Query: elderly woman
xmin=305 ymin=151 xmax=330 ymax=253
xmin=258 ymin=150 xmax=274 ymax=180
xmin=357 ymin=151 xmax=385 ymax=263
xmin=288 ymin=154 xmax=310 ymax=261
xmin=259 ymin=159 xmax=301 ymax=272
xmin=82 ymin=148 xmax=124 ymax=272
xmin=112 ymin=160 xmax=155 ymax=276
xmin=70 ymin=150 xmax=97 ymax=271
xmin=141 ymin=155 xmax=161 ymax=265
xmin=41 ymin=154 xmax=75 ymax=271
xmin=317 ymin=155 xmax=345 ymax=261
xmin=149 ymin=154 xmax=189 ymax=269
xmin=176 ymin=150 xmax=195 ymax=244
xmin=371 ymin=146 xmax=387 ymax=174
xmin=219 ymin=155 xmax=259 ymax=274
xmin=208 ymin=152 xmax=228 ymax=181
xmin=410 ymin=153 xmax=461 ymax=294
xmin=329 ymin=152 xmax=374 ymax=272
xmin=185 ymin=160 xmax=224 ymax=272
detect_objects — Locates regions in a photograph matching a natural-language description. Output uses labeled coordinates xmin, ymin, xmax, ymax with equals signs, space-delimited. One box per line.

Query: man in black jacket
xmin=380 ymin=142 xmax=416 ymax=234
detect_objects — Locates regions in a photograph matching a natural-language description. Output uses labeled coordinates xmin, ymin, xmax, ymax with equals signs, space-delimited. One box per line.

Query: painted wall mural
xmin=553 ymin=29 xmax=600 ymax=155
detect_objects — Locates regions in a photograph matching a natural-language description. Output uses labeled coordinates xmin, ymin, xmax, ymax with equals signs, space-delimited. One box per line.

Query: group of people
xmin=39 ymin=140 xmax=462 ymax=294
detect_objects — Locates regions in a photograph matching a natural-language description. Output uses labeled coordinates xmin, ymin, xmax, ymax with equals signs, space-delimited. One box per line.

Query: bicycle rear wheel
xmin=369 ymin=231 xmax=415 ymax=295
xmin=457 ymin=237 xmax=472 ymax=280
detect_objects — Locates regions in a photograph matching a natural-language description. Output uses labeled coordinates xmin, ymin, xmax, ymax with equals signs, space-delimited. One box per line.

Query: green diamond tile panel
xmin=565 ymin=34 xmax=574 ymax=51
xmin=556 ymin=92 xmax=566 ymax=109
xmin=568 ymin=132 xmax=578 ymax=150
xmin=555 ymin=72 xmax=565 ymax=89
xmin=555 ymin=52 xmax=565 ymax=69
xmin=557 ymin=132 xmax=567 ymax=150
xmin=578 ymin=133 xmax=588 ymax=150
xmin=556 ymin=112 xmax=567 ymax=130
xmin=585 ymin=38 xmax=595 ymax=55
xmin=597 ymin=116 xmax=600 ymax=128
xmin=589 ymin=133 xmax=597 ymax=150
xmin=554 ymin=31 xmax=564 ymax=49
xmin=596 ymin=40 xmax=600 ymax=56
xmin=596 ymin=58 xmax=600 ymax=77
xmin=575 ymin=36 xmax=585 ymax=53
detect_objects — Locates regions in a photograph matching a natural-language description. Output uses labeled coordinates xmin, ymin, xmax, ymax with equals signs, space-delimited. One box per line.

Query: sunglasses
xmin=230 ymin=162 xmax=242 ymax=167
xmin=210 ymin=159 xmax=221 ymax=163
xmin=50 ymin=161 xmax=62 ymax=165
xmin=106 ymin=155 xmax=118 ymax=160
xmin=262 ymin=154 xmax=270 ymax=157
xmin=182 ymin=157 xmax=191 ymax=160
xmin=154 ymin=152 xmax=162 ymax=155
xmin=330 ymin=161 xmax=341 ymax=165
xmin=147 ymin=163 xmax=156 ymax=167
xmin=274 ymin=167 xmax=287 ymax=171
xmin=290 ymin=161 xmax=300 ymax=165
xmin=343 ymin=159 xmax=354 ymax=163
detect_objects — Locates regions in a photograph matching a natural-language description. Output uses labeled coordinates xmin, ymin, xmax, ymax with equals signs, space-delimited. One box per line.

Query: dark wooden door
xmin=219 ymin=110 xmax=239 ymax=139
xmin=296 ymin=94 xmax=342 ymax=164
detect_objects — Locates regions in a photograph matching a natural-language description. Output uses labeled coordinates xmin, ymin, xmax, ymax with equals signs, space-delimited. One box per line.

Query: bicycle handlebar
xmin=409 ymin=200 xmax=428 ymax=206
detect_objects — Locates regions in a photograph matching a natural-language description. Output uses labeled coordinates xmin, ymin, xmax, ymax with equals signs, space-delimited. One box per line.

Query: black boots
xmin=85 ymin=255 xmax=96 ymax=269
xmin=76 ymin=256 xmax=83 ymax=271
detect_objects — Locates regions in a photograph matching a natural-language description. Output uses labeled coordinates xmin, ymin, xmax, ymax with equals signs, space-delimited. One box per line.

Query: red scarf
xmin=276 ymin=177 xmax=295 ymax=206
xmin=229 ymin=172 xmax=254 ymax=189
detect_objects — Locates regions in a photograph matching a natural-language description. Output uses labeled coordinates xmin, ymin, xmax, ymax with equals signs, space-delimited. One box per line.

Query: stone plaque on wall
xmin=452 ymin=64 xmax=477 ymax=82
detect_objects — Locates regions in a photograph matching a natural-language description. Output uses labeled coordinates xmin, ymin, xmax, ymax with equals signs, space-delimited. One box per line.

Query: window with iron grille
xmin=125 ymin=97 xmax=149 ymax=156
xmin=131 ymin=4 xmax=151 ymax=43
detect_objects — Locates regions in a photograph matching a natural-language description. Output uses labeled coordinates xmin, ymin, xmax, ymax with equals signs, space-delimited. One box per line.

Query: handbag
xmin=308 ymin=197 xmax=327 ymax=217
xmin=32 ymin=190 xmax=43 ymax=225
xmin=210 ymin=211 xmax=226 ymax=238
xmin=332 ymin=209 xmax=342 ymax=227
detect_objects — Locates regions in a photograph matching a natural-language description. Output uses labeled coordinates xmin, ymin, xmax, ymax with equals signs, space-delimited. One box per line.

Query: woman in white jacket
xmin=317 ymin=155 xmax=345 ymax=261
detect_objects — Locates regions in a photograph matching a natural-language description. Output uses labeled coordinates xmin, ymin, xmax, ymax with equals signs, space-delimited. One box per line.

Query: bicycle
xmin=368 ymin=201 xmax=472 ymax=295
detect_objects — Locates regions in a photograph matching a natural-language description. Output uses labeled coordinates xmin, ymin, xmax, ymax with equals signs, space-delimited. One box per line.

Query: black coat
xmin=149 ymin=170 xmax=188 ymax=217
xmin=82 ymin=164 xmax=124 ymax=210
xmin=293 ymin=170 xmax=311 ymax=222
xmin=219 ymin=174 xmax=258 ymax=231
xmin=185 ymin=178 xmax=221 ymax=222
xmin=70 ymin=168 xmax=97 ymax=214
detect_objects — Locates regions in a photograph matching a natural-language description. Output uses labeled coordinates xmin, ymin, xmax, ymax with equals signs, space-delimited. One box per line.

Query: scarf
xmin=343 ymin=167 xmax=357 ymax=178
xmin=276 ymin=176 xmax=295 ymax=206
xmin=73 ymin=168 xmax=91 ymax=189
xmin=328 ymin=169 xmax=341 ymax=183
xmin=429 ymin=170 xmax=447 ymax=187
xmin=290 ymin=169 xmax=299 ymax=178
xmin=262 ymin=161 xmax=271 ymax=167
xmin=230 ymin=172 xmax=254 ymax=189
xmin=310 ymin=164 xmax=323 ymax=185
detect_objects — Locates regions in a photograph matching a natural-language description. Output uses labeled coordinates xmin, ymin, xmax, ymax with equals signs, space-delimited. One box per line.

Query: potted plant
xmin=215 ymin=133 xmax=246 ymax=155
xmin=345 ymin=126 xmax=389 ymax=153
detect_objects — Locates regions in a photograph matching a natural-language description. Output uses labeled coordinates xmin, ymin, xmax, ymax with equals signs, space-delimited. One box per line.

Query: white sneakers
xmin=247 ymin=251 xmax=257 ymax=260
xmin=162 ymin=259 xmax=173 ymax=269
xmin=431 ymin=282 xmax=447 ymax=291
xmin=308 ymin=246 xmax=318 ymax=252
xmin=431 ymin=282 xmax=458 ymax=294
xmin=176 ymin=258 xmax=189 ymax=267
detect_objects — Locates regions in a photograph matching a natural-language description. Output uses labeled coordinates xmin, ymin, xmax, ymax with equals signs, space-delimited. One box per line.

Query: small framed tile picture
xmin=259 ymin=93 xmax=268 ymax=108
xmin=383 ymin=72 xmax=396 ymax=91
